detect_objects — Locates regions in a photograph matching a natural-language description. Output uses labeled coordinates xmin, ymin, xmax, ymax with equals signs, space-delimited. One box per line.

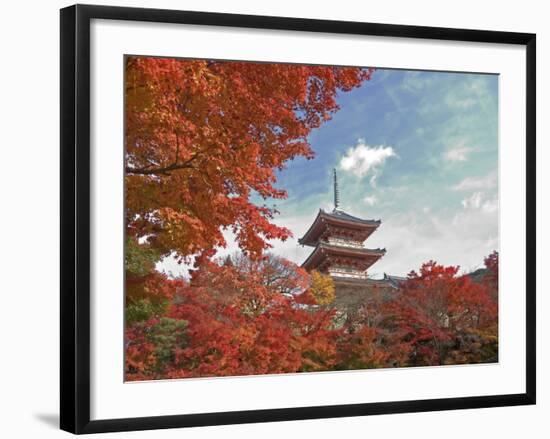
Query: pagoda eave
xmin=301 ymin=243 xmax=386 ymax=272
xmin=299 ymin=209 xmax=381 ymax=247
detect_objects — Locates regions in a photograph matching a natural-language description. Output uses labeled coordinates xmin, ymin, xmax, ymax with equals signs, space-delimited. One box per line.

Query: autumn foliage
xmin=381 ymin=257 xmax=498 ymax=366
xmin=125 ymin=56 xmax=373 ymax=262
xmin=124 ymin=56 xmax=498 ymax=381
xmin=125 ymin=253 xmax=498 ymax=380
xmin=126 ymin=255 xmax=340 ymax=380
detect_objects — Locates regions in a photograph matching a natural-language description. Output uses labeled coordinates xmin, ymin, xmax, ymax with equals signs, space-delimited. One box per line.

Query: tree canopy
xmin=125 ymin=57 xmax=373 ymax=263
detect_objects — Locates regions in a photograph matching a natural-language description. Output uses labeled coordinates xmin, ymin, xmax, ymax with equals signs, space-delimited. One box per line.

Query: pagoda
xmin=299 ymin=169 xmax=386 ymax=285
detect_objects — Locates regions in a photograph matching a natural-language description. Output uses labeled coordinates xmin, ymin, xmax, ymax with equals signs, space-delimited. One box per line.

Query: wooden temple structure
xmin=299 ymin=169 xmax=402 ymax=306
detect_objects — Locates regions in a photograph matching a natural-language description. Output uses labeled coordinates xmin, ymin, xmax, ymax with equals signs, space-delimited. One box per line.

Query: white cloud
xmin=156 ymin=228 xmax=242 ymax=279
xmin=444 ymin=145 xmax=473 ymax=162
xmin=340 ymin=140 xmax=396 ymax=180
xmin=364 ymin=204 xmax=499 ymax=277
xmin=461 ymin=192 xmax=498 ymax=214
xmin=461 ymin=192 xmax=483 ymax=209
xmin=220 ymin=215 xmax=312 ymax=267
xmin=482 ymin=198 xmax=499 ymax=213
xmin=235 ymin=214 xmax=310 ymax=265
xmin=452 ymin=170 xmax=498 ymax=191
xmin=363 ymin=195 xmax=378 ymax=206
xmin=156 ymin=255 xmax=192 ymax=280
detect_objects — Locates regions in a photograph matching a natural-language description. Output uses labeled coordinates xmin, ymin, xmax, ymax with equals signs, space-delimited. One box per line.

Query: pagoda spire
xmin=333 ymin=168 xmax=340 ymax=211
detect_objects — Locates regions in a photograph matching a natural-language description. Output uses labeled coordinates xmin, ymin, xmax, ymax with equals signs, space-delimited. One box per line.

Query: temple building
xmin=299 ymin=169 xmax=402 ymax=307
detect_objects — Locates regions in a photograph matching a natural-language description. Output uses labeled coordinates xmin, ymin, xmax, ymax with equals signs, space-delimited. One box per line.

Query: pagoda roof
xmin=301 ymin=242 xmax=386 ymax=271
xmin=325 ymin=209 xmax=381 ymax=224
xmin=299 ymin=209 xmax=381 ymax=247
xmin=383 ymin=273 xmax=407 ymax=289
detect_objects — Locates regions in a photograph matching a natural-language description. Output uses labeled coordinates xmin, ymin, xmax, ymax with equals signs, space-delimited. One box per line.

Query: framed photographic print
xmin=60 ymin=4 xmax=536 ymax=434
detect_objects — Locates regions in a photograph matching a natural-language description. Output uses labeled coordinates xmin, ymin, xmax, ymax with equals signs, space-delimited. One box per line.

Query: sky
xmin=161 ymin=67 xmax=499 ymax=278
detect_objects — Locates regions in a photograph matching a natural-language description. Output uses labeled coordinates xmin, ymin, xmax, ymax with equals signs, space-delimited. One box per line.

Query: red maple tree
xmin=125 ymin=57 xmax=373 ymax=262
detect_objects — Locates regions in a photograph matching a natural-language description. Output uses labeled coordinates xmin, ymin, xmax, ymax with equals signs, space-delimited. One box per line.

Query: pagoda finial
xmin=333 ymin=168 xmax=340 ymax=211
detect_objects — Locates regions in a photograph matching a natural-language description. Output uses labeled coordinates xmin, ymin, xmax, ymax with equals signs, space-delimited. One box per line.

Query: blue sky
xmin=257 ymin=68 xmax=499 ymax=277
xmin=161 ymin=68 xmax=499 ymax=278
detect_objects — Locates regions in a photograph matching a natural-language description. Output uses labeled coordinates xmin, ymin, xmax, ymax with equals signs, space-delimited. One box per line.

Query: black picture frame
xmin=60 ymin=4 xmax=536 ymax=434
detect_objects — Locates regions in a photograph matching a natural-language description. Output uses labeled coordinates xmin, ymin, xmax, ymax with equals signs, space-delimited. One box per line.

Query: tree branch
xmin=125 ymin=153 xmax=198 ymax=176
